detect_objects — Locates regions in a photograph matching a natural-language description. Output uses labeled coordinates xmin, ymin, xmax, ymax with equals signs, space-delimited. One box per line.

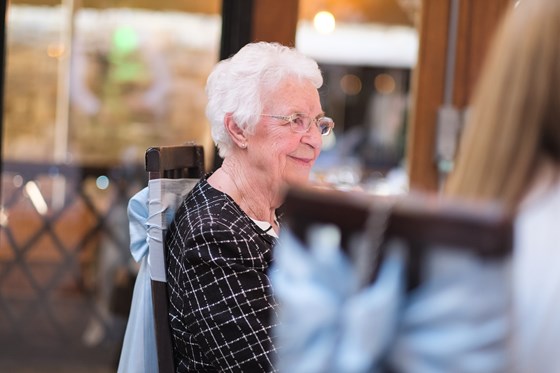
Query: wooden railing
xmin=0 ymin=160 xmax=146 ymax=345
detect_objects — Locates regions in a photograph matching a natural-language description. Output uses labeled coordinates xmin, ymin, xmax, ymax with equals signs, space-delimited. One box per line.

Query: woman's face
xmin=246 ymin=77 xmax=324 ymax=187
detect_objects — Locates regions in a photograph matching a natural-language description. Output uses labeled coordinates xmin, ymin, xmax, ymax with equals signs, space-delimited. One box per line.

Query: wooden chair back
xmin=281 ymin=185 xmax=513 ymax=287
xmin=145 ymin=144 xmax=205 ymax=373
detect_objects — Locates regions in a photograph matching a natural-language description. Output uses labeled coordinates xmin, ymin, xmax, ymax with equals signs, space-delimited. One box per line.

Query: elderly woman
xmin=165 ymin=42 xmax=333 ymax=372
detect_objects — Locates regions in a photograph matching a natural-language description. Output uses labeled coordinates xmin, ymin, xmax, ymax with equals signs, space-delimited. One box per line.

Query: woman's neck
xmin=208 ymin=159 xmax=280 ymax=227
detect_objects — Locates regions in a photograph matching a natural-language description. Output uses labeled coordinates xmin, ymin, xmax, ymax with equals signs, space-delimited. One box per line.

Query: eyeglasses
xmin=261 ymin=113 xmax=335 ymax=136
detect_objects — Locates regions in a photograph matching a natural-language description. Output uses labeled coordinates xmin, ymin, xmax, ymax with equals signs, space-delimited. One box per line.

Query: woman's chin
xmin=283 ymin=173 xmax=313 ymax=187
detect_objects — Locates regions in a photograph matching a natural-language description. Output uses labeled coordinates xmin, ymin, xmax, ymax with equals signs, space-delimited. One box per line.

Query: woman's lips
xmin=289 ymin=155 xmax=315 ymax=165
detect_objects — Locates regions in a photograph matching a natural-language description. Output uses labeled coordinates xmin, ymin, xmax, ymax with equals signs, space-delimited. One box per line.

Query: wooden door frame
xmin=0 ymin=0 xmax=7 ymax=185
xmin=406 ymin=0 xmax=511 ymax=191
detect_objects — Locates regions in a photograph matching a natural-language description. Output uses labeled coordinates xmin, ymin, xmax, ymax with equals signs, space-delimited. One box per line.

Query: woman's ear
xmin=224 ymin=113 xmax=248 ymax=149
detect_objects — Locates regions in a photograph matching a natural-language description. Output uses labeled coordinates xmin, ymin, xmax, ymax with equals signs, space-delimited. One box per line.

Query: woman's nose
xmin=302 ymin=123 xmax=323 ymax=149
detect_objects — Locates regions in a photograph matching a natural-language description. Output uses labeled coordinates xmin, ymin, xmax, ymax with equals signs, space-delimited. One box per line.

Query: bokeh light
xmin=374 ymin=73 xmax=396 ymax=94
xmin=340 ymin=74 xmax=362 ymax=96
xmin=313 ymin=11 xmax=336 ymax=34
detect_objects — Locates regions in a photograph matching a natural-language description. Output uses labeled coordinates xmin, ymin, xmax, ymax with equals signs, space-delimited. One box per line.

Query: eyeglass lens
xmin=290 ymin=115 xmax=333 ymax=135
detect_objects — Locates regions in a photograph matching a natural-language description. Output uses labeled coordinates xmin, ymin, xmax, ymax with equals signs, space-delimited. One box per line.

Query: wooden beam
xmin=10 ymin=0 xmax=221 ymax=13
xmin=406 ymin=0 xmax=450 ymax=192
xmin=252 ymin=0 xmax=299 ymax=46
xmin=1 ymin=0 xmax=6 ymax=180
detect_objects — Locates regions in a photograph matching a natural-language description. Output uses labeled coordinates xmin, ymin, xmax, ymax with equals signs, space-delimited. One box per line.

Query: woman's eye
xmin=293 ymin=115 xmax=306 ymax=128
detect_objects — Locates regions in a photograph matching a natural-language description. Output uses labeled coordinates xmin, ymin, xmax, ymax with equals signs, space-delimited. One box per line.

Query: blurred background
xmin=0 ymin=0 xmax=510 ymax=371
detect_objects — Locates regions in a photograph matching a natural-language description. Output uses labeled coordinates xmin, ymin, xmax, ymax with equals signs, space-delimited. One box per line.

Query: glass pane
xmin=1 ymin=1 xmax=221 ymax=371
xmin=297 ymin=0 xmax=419 ymax=195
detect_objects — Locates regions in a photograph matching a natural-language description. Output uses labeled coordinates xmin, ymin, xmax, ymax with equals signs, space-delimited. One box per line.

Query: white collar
xmin=252 ymin=219 xmax=279 ymax=238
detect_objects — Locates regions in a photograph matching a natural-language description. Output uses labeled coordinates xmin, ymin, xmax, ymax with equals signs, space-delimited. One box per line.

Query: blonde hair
xmin=445 ymin=0 xmax=560 ymax=211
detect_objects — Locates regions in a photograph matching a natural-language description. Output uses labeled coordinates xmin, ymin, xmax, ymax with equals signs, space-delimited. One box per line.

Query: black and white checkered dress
xmin=166 ymin=176 xmax=279 ymax=372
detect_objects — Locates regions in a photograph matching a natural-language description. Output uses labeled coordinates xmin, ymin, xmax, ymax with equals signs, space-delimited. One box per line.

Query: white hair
xmin=205 ymin=42 xmax=323 ymax=158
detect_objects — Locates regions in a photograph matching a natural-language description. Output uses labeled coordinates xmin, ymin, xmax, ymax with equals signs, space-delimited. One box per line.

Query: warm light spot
xmin=24 ymin=181 xmax=48 ymax=215
xmin=313 ymin=11 xmax=336 ymax=34
xmin=340 ymin=74 xmax=362 ymax=96
xmin=0 ymin=208 xmax=7 ymax=227
xmin=374 ymin=73 xmax=396 ymax=94
xmin=47 ymin=43 xmax=65 ymax=58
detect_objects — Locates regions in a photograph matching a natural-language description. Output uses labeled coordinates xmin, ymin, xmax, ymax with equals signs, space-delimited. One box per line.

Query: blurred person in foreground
xmin=165 ymin=42 xmax=333 ymax=372
xmin=445 ymin=0 xmax=560 ymax=371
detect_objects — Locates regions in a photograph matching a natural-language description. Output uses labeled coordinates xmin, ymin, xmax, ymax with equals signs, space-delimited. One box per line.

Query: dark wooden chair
xmin=281 ymin=185 xmax=513 ymax=288
xmin=146 ymin=144 xmax=205 ymax=180
xmin=145 ymin=144 xmax=205 ymax=373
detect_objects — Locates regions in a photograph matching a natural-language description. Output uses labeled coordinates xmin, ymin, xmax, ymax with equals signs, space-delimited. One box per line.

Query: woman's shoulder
xmin=174 ymin=177 xmax=246 ymax=229
xmin=185 ymin=177 xmax=237 ymax=213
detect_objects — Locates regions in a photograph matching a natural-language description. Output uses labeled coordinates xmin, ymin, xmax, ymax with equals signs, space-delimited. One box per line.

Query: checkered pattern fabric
xmin=166 ymin=176 xmax=279 ymax=372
